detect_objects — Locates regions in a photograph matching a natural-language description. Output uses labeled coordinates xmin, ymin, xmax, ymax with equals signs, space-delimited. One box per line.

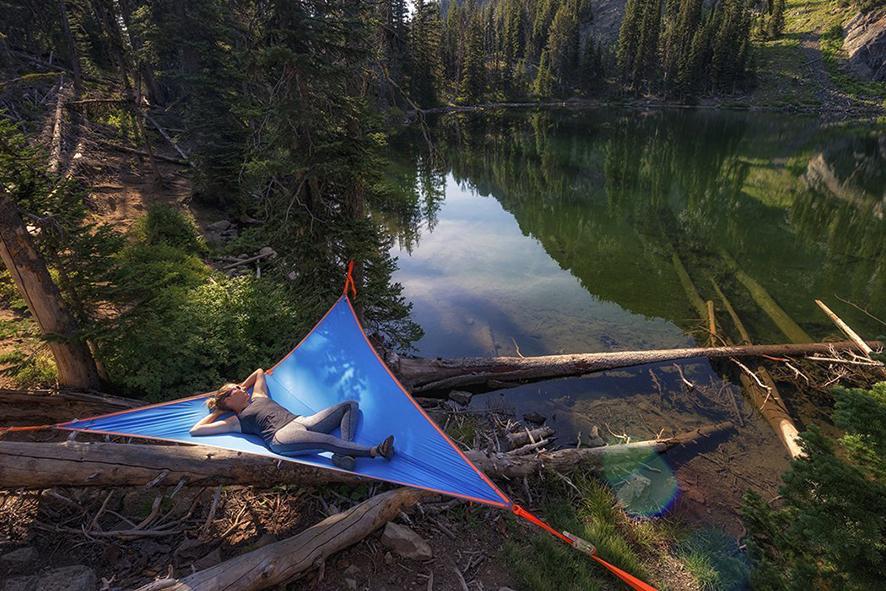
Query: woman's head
xmin=207 ymin=383 xmax=250 ymax=413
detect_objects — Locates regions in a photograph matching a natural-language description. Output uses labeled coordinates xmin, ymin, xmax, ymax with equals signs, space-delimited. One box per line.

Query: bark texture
xmin=0 ymin=191 xmax=101 ymax=389
xmin=0 ymin=422 xmax=733 ymax=490
xmin=395 ymin=340 xmax=881 ymax=394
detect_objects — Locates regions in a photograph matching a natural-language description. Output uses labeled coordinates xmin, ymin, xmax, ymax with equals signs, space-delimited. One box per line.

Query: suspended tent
xmin=8 ymin=263 xmax=655 ymax=591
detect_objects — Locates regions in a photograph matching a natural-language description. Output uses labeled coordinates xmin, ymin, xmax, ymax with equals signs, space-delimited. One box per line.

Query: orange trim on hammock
xmin=342 ymin=295 xmax=512 ymax=508
xmin=342 ymin=260 xmax=357 ymax=298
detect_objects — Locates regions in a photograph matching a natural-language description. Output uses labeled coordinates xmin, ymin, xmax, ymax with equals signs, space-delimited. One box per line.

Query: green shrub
xmin=132 ymin=204 xmax=207 ymax=253
xmin=742 ymin=382 xmax=886 ymax=590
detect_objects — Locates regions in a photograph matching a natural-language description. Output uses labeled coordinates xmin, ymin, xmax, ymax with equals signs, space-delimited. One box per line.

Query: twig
xmin=672 ymin=363 xmax=695 ymax=389
xmin=730 ymin=358 xmax=771 ymax=393
xmin=200 ymin=485 xmax=223 ymax=538
xmin=452 ymin=567 xmax=470 ymax=591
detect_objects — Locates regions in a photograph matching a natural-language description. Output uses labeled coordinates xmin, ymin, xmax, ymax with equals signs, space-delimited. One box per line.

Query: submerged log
xmin=134 ymin=488 xmax=430 ymax=591
xmin=710 ymin=282 xmax=804 ymax=459
xmin=395 ymin=340 xmax=882 ymax=394
xmin=721 ymin=251 xmax=812 ymax=344
xmin=672 ymin=252 xmax=708 ymax=320
xmin=737 ymin=367 xmax=803 ymax=459
xmin=0 ymin=422 xmax=733 ymax=490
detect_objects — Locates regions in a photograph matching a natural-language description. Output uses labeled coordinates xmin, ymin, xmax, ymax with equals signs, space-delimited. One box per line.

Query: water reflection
xmin=383 ymin=109 xmax=885 ymax=356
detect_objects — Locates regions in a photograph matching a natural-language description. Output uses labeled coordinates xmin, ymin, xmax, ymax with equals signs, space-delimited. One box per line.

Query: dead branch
xmin=132 ymin=488 xmax=430 ymax=591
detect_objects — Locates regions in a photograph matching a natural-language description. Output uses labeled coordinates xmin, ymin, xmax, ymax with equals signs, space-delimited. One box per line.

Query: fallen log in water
xmin=133 ymin=488 xmax=430 ymax=591
xmin=0 ymin=422 xmax=733 ymax=490
xmin=395 ymin=340 xmax=882 ymax=394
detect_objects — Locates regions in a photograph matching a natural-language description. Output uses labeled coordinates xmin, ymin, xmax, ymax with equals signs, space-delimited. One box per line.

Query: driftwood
xmin=505 ymin=426 xmax=555 ymax=449
xmin=0 ymin=388 xmax=141 ymax=426
xmin=134 ymin=488 xmax=430 ymax=591
xmin=395 ymin=340 xmax=882 ymax=394
xmin=475 ymin=421 xmax=733 ymax=479
xmin=0 ymin=422 xmax=732 ymax=490
xmin=815 ymin=299 xmax=877 ymax=358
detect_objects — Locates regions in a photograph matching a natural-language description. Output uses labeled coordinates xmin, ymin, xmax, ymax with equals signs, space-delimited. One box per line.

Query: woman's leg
xmin=295 ymin=401 xmax=358 ymax=441
xmin=270 ymin=419 xmax=374 ymax=457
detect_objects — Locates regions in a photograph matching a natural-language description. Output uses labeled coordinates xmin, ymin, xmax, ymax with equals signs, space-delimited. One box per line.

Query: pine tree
xmin=409 ymin=0 xmax=443 ymax=106
xmin=459 ymin=12 xmax=486 ymax=103
xmin=768 ymin=0 xmax=785 ymax=38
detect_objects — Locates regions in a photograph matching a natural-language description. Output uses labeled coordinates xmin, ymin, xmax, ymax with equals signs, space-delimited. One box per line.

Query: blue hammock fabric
xmin=62 ymin=296 xmax=509 ymax=508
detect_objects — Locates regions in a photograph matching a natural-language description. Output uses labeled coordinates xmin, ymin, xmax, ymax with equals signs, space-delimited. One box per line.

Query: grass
xmin=0 ymin=347 xmax=57 ymax=388
xmin=819 ymin=22 xmax=886 ymax=104
xmin=502 ymin=474 xmax=652 ymax=591
xmin=751 ymin=0 xmax=886 ymax=109
xmin=502 ymin=471 xmax=753 ymax=590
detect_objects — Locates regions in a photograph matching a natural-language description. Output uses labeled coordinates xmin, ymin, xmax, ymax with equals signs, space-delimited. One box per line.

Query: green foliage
xmin=742 ymin=382 xmax=886 ymax=590
xmin=131 ymin=204 xmax=207 ymax=254
xmin=92 ymin=205 xmax=301 ymax=399
xmin=0 ymin=348 xmax=57 ymax=389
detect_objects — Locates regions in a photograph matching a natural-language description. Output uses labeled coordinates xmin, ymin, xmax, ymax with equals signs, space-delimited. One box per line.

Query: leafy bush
xmin=742 ymin=382 xmax=886 ymax=590
xmin=96 ymin=205 xmax=302 ymax=400
xmin=131 ymin=203 xmax=207 ymax=254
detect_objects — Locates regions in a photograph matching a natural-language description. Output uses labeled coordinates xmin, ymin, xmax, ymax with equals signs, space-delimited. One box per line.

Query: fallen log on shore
xmin=395 ymin=340 xmax=882 ymax=394
xmin=0 ymin=422 xmax=733 ymax=490
xmin=133 ymin=488 xmax=430 ymax=591
xmin=0 ymin=388 xmax=142 ymax=426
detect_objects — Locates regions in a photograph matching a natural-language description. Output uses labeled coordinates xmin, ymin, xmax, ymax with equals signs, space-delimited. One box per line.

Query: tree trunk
xmin=394 ymin=340 xmax=882 ymax=394
xmin=0 ymin=422 xmax=733 ymax=490
xmin=0 ymin=192 xmax=101 ymax=389
xmin=133 ymin=488 xmax=430 ymax=591
xmin=0 ymin=388 xmax=141 ymax=426
xmin=55 ymin=0 xmax=81 ymax=93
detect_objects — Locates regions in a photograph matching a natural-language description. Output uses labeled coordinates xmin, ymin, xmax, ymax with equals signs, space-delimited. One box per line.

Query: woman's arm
xmin=243 ymin=368 xmax=269 ymax=399
xmin=190 ymin=411 xmax=241 ymax=436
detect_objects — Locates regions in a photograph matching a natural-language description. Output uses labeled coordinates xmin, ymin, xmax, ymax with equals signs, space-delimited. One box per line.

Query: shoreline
xmin=406 ymin=96 xmax=886 ymax=121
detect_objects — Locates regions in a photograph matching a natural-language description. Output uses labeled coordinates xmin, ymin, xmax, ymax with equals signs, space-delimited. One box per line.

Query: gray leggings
xmin=269 ymin=401 xmax=374 ymax=457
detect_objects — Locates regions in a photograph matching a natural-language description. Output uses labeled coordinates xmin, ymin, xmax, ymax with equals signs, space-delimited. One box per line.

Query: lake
xmin=381 ymin=108 xmax=885 ymax=531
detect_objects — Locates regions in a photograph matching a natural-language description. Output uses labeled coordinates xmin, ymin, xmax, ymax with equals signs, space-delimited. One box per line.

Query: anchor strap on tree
xmin=511 ymin=504 xmax=658 ymax=591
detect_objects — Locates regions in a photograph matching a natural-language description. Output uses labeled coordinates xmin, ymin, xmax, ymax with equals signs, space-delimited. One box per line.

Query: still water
xmin=381 ymin=108 xmax=885 ymax=530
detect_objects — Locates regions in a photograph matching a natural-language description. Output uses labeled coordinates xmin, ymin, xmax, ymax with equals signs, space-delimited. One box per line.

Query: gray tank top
xmin=238 ymin=397 xmax=298 ymax=444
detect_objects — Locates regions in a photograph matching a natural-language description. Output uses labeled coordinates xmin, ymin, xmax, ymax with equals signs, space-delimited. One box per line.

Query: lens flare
xmin=601 ymin=450 xmax=678 ymax=517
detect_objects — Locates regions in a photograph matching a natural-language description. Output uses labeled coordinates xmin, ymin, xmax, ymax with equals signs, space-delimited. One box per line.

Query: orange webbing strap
xmin=0 ymin=424 xmax=59 ymax=436
xmin=511 ymin=505 xmax=658 ymax=591
xmin=342 ymin=260 xmax=357 ymax=298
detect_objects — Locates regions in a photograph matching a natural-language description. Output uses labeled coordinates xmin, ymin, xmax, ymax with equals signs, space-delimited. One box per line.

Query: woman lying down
xmin=190 ymin=368 xmax=394 ymax=471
